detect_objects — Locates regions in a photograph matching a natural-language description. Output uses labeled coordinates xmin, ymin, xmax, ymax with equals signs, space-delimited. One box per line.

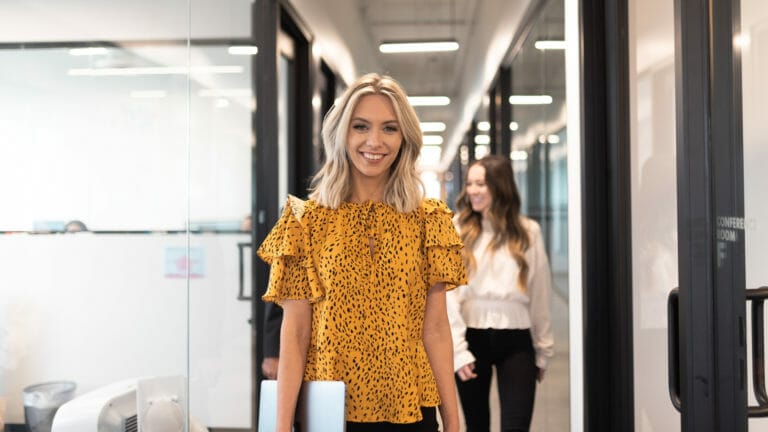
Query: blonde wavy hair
xmin=455 ymin=155 xmax=531 ymax=293
xmin=309 ymin=73 xmax=424 ymax=213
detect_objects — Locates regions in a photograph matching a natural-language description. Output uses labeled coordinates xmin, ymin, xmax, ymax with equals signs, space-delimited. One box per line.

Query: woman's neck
xmin=348 ymin=176 xmax=387 ymax=203
xmin=480 ymin=215 xmax=493 ymax=231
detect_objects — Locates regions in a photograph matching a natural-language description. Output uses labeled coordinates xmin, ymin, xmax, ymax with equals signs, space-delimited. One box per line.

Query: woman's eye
xmin=352 ymin=123 xmax=368 ymax=131
xmin=384 ymin=125 xmax=399 ymax=133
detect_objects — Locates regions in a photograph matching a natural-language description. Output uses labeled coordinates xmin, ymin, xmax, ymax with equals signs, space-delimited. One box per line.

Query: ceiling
xmin=358 ymin=0 xmax=479 ymax=127
xmin=0 ymin=0 xmax=564 ymax=172
xmin=292 ymin=0 xmax=533 ymax=170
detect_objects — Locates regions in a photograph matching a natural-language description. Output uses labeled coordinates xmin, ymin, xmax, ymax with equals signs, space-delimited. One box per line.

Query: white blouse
xmin=448 ymin=216 xmax=554 ymax=370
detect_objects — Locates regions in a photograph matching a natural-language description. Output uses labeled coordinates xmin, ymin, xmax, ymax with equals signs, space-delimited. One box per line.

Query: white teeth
xmin=362 ymin=152 xmax=384 ymax=160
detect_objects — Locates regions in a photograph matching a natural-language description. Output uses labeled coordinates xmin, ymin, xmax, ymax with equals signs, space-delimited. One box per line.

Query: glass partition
xmin=504 ymin=0 xmax=570 ymax=429
xmin=629 ymin=0 xmax=678 ymax=428
xmin=0 ymin=1 xmax=254 ymax=430
xmin=436 ymin=1 xmax=571 ymax=425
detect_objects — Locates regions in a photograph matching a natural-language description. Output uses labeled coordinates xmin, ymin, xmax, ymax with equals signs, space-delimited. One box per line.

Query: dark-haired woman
xmin=448 ymin=154 xmax=554 ymax=432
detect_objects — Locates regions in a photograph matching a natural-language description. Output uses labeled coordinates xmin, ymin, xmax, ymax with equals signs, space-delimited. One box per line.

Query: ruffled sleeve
xmin=422 ymin=198 xmax=468 ymax=290
xmin=257 ymin=196 xmax=325 ymax=304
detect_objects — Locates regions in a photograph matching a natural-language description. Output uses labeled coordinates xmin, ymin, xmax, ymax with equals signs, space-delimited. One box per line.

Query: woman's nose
xmin=366 ymin=129 xmax=382 ymax=146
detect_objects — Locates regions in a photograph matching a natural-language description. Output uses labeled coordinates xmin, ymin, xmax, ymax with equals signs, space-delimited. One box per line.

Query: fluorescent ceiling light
xmin=534 ymin=40 xmax=566 ymax=50
xmin=474 ymin=145 xmax=490 ymax=159
xmin=420 ymin=122 xmax=446 ymax=132
xmin=379 ymin=41 xmax=459 ymax=53
xmin=509 ymin=121 xmax=519 ymax=131
xmin=68 ymin=65 xmax=244 ymax=76
xmin=509 ymin=95 xmax=553 ymax=105
xmin=69 ymin=47 xmax=108 ymax=56
xmin=228 ymin=45 xmax=259 ymax=55
xmin=130 ymin=90 xmax=167 ymax=98
xmin=474 ymin=135 xmax=490 ymax=145
xmin=423 ymin=135 xmax=444 ymax=145
xmin=477 ymin=121 xmax=490 ymax=132
xmin=511 ymin=150 xmax=528 ymax=161
xmin=408 ymin=96 xmax=450 ymax=106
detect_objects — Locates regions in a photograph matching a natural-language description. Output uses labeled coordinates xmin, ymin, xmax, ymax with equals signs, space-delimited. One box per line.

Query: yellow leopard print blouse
xmin=258 ymin=196 xmax=467 ymax=423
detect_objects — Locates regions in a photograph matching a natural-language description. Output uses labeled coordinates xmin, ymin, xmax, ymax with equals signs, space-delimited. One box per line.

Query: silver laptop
xmin=258 ymin=380 xmax=346 ymax=432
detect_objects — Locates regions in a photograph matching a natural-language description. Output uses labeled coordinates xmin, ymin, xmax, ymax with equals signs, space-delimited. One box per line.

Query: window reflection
xmin=0 ymin=44 xmax=253 ymax=233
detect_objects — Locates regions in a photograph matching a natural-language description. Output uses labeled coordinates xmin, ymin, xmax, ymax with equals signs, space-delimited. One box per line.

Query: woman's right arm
xmin=275 ymin=299 xmax=312 ymax=432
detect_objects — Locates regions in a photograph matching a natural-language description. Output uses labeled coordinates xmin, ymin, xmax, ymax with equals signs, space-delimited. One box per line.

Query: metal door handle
xmin=667 ymin=288 xmax=681 ymax=412
xmin=747 ymin=287 xmax=768 ymax=416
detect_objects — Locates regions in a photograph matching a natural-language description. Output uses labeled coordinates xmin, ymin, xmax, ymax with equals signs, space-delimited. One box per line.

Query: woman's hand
xmin=262 ymin=357 xmax=279 ymax=379
xmin=456 ymin=362 xmax=478 ymax=382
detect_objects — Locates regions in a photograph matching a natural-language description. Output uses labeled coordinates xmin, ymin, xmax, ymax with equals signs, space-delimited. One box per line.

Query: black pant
xmin=455 ymin=328 xmax=537 ymax=432
xmin=346 ymin=407 xmax=438 ymax=432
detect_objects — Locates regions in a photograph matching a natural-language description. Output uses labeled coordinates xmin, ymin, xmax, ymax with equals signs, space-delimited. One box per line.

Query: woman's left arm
xmin=529 ymin=225 xmax=554 ymax=378
xmin=423 ymin=282 xmax=460 ymax=432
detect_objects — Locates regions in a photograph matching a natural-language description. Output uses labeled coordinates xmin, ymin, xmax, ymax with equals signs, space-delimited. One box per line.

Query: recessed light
xmin=509 ymin=95 xmax=553 ymax=105
xmin=408 ymin=96 xmax=450 ymax=106
xmin=534 ymin=40 xmax=566 ymax=50
xmin=511 ymin=150 xmax=528 ymax=161
xmin=477 ymin=121 xmax=491 ymax=132
xmin=423 ymin=135 xmax=444 ymax=145
xmin=228 ymin=46 xmax=259 ymax=55
xmin=379 ymin=41 xmax=459 ymax=53
xmin=420 ymin=122 xmax=446 ymax=132
xmin=68 ymin=66 xmax=244 ymax=76
xmin=475 ymin=145 xmax=490 ymax=159
xmin=474 ymin=135 xmax=490 ymax=145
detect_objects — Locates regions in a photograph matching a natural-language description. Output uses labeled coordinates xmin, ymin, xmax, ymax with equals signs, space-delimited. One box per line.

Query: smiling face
xmin=346 ymin=94 xmax=403 ymax=187
xmin=466 ymin=164 xmax=492 ymax=216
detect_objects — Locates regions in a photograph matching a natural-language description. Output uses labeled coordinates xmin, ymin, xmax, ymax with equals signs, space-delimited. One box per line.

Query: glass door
xmin=629 ymin=0 xmax=679 ymax=429
xmin=630 ymin=0 xmax=768 ymax=429
xmin=741 ymin=0 xmax=768 ymax=428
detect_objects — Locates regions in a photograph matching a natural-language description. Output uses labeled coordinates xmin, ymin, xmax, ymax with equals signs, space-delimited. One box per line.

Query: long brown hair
xmin=455 ymin=155 xmax=530 ymax=292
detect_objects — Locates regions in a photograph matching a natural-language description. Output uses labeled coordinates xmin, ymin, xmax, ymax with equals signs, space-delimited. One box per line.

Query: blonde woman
xmin=449 ymin=155 xmax=554 ymax=432
xmin=258 ymin=73 xmax=466 ymax=432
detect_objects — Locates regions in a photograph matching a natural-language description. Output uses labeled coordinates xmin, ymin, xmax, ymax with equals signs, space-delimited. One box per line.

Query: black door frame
xmin=674 ymin=0 xmax=747 ymax=429
xmin=579 ymin=0 xmax=634 ymax=430
xmin=252 ymin=1 xmax=321 ymax=428
xmin=579 ymin=0 xmax=747 ymax=429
